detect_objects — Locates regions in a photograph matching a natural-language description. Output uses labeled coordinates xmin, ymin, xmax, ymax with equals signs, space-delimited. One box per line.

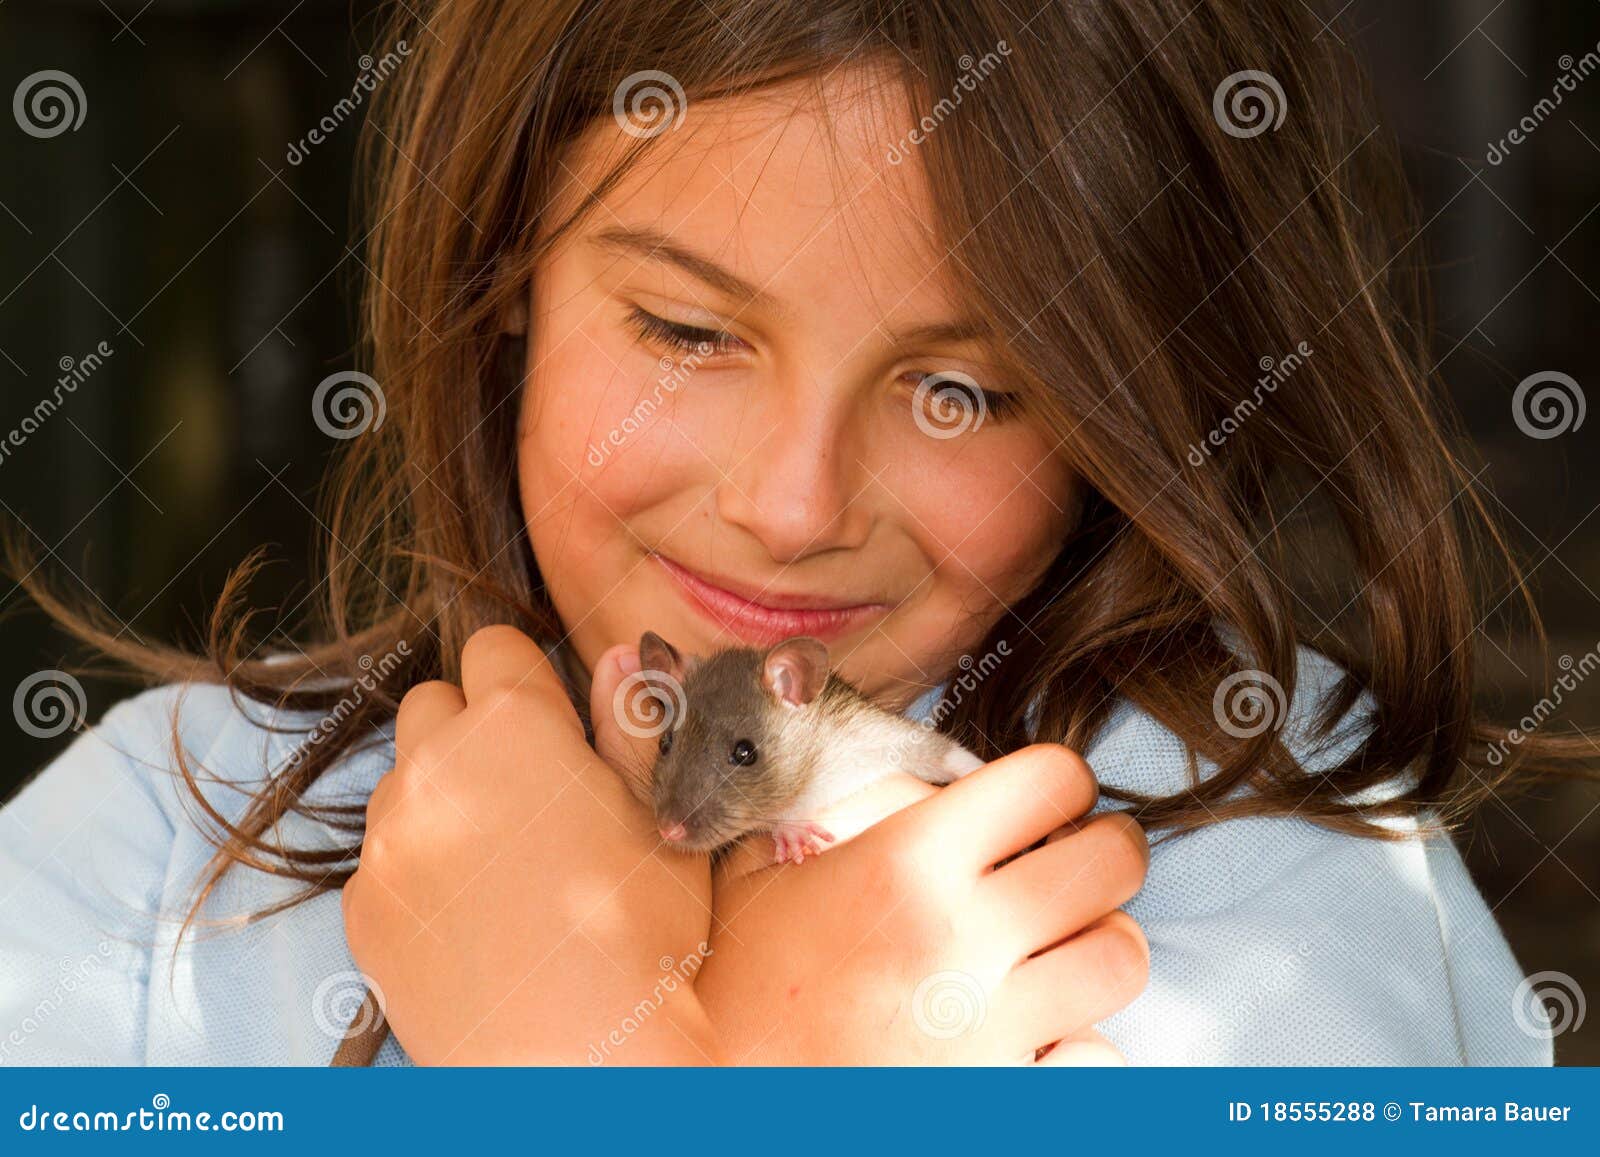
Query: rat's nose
xmin=659 ymin=822 xmax=688 ymax=842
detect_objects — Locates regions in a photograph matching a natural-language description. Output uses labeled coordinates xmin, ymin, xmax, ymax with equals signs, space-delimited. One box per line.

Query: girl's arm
xmin=0 ymin=688 xmax=180 ymax=1065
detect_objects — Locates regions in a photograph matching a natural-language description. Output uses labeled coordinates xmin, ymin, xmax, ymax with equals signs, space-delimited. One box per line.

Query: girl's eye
xmin=658 ymin=729 xmax=674 ymax=756
xmin=905 ymin=371 xmax=1020 ymax=425
xmin=626 ymin=306 xmax=743 ymax=357
xmin=729 ymin=739 xmax=757 ymax=766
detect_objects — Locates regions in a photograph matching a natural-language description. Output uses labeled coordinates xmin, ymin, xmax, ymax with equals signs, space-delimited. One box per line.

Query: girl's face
xmin=517 ymin=71 xmax=1076 ymax=702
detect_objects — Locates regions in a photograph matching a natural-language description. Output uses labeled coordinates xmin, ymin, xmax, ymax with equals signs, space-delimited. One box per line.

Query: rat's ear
xmin=762 ymin=637 xmax=829 ymax=707
xmin=638 ymin=631 xmax=684 ymax=681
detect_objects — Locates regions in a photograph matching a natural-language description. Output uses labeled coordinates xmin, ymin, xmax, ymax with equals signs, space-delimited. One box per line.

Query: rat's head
xmin=639 ymin=631 xmax=830 ymax=853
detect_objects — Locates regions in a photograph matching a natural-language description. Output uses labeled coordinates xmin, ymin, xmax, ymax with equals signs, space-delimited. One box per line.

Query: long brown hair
xmin=8 ymin=0 xmax=1593 ymax=939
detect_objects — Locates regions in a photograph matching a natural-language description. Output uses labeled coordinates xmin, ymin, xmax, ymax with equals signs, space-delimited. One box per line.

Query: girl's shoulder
xmin=1085 ymin=642 xmax=1372 ymax=803
xmin=0 ymin=682 xmax=401 ymax=1064
xmin=82 ymin=679 xmax=396 ymax=822
xmin=3 ymin=678 xmax=394 ymax=930
xmin=3 ymin=677 xmax=394 ymax=932
xmin=1085 ymin=646 xmax=1549 ymax=1066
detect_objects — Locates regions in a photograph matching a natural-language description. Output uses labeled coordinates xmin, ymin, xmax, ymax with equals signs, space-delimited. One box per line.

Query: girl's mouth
xmin=652 ymin=553 xmax=889 ymax=647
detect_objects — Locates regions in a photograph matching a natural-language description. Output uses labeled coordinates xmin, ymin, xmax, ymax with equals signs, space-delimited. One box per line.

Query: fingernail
xmin=617 ymin=647 xmax=641 ymax=675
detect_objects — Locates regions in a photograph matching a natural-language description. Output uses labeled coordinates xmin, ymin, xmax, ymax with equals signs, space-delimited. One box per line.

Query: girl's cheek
xmin=577 ymin=382 xmax=716 ymax=516
xmin=892 ymin=432 xmax=1073 ymax=602
xmin=522 ymin=329 xmax=705 ymax=521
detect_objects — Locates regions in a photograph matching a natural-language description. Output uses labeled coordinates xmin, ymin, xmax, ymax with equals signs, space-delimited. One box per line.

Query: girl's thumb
xmin=588 ymin=642 xmax=663 ymax=801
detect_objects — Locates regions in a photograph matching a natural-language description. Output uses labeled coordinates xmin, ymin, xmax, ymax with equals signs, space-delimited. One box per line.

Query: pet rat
xmin=635 ymin=631 xmax=984 ymax=863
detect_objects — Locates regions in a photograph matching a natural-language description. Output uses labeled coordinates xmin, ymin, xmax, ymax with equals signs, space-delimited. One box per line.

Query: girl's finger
xmin=998 ymin=911 xmax=1149 ymax=1048
xmin=1045 ymin=818 xmax=1087 ymax=842
xmin=983 ymin=813 xmax=1147 ymax=955
xmin=363 ymin=767 xmax=398 ymax=833
xmin=587 ymin=642 xmax=660 ymax=799
xmin=458 ymin=623 xmax=565 ymax=703
xmin=1034 ymin=1029 xmax=1127 ymax=1067
xmin=394 ymin=680 xmax=466 ymax=754
xmin=907 ymin=744 xmax=1098 ymax=871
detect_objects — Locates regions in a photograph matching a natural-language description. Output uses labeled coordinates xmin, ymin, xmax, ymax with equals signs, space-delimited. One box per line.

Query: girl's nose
xmin=716 ymin=393 xmax=871 ymax=563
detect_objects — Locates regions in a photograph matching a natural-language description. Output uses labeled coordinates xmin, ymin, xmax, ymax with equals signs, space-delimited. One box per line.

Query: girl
xmin=1 ymin=0 xmax=1580 ymax=1065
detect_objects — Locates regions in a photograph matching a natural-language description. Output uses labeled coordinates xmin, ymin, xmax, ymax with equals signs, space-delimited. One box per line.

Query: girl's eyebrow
xmin=886 ymin=319 xmax=991 ymax=346
xmin=592 ymin=224 xmax=988 ymax=347
xmin=592 ymin=225 xmax=772 ymax=308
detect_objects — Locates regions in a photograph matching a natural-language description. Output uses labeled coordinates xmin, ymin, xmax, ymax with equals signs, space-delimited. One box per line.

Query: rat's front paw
xmin=769 ymin=821 xmax=836 ymax=864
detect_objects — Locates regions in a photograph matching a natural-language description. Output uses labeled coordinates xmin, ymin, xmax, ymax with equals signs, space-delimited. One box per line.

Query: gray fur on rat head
xmin=638 ymin=631 xmax=983 ymax=855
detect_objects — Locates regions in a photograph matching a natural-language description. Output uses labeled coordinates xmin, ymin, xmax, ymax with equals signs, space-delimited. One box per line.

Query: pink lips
xmin=653 ymin=554 xmax=888 ymax=646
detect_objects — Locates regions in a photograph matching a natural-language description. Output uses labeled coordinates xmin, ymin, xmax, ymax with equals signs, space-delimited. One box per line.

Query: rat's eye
xmin=659 ymin=729 xmax=674 ymax=756
xmin=730 ymin=739 xmax=757 ymax=766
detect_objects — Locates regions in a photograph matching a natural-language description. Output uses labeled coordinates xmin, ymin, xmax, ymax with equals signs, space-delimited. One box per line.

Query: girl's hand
xmin=341 ymin=626 xmax=721 ymax=1065
xmin=697 ymin=745 xmax=1148 ymax=1064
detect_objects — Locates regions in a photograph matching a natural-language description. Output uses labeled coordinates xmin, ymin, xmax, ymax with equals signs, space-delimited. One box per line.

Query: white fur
xmin=776 ymin=699 xmax=982 ymax=821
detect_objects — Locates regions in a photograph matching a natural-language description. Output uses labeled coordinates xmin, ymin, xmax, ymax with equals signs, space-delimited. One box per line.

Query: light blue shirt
xmin=0 ymin=647 xmax=1550 ymax=1065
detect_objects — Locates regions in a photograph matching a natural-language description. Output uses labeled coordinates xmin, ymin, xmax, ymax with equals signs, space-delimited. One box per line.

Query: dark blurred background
xmin=2 ymin=1 xmax=1597 ymax=1062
